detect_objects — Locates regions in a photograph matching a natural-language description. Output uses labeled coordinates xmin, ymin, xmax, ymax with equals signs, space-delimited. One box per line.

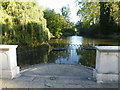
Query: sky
xmin=38 ymin=0 xmax=80 ymax=23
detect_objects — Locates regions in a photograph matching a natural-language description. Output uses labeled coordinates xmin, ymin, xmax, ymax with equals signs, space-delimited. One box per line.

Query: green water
xmin=17 ymin=36 xmax=119 ymax=68
xmin=48 ymin=36 xmax=118 ymax=45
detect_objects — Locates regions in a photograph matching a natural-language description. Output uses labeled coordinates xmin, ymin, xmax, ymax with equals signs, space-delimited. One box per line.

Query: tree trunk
xmin=99 ymin=2 xmax=111 ymax=35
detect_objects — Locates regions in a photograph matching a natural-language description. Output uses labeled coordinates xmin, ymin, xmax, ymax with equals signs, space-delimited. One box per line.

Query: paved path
xmin=0 ymin=64 xmax=118 ymax=88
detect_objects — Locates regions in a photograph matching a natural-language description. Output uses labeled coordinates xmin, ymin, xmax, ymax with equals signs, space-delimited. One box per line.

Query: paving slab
xmin=0 ymin=64 xmax=118 ymax=88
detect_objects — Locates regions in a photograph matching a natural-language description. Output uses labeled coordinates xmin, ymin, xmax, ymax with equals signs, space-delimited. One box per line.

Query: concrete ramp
xmin=1 ymin=64 xmax=118 ymax=88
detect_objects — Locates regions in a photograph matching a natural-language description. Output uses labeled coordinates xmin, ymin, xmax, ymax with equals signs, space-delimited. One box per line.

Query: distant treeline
xmin=75 ymin=2 xmax=120 ymax=39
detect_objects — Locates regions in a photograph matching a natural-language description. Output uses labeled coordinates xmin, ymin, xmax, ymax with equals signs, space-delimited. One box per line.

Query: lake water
xmin=17 ymin=36 xmax=119 ymax=68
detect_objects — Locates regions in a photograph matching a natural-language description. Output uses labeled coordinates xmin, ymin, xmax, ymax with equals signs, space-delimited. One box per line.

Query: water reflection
xmin=67 ymin=36 xmax=83 ymax=45
xmin=17 ymin=36 xmax=118 ymax=68
xmin=55 ymin=45 xmax=81 ymax=64
xmin=48 ymin=36 xmax=83 ymax=64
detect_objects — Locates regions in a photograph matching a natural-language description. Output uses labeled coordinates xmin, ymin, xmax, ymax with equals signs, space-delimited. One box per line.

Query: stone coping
xmin=0 ymin=45 xmax=18 ymax=49
xmin=95 ymin=46 xmax=120 ymax=51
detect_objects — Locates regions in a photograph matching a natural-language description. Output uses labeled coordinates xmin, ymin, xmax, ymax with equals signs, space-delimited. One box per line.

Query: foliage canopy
xmin=76 ymin=1 xmax=120 ymax=38
xmin=1 ymin=1 xmax=50 ymax=45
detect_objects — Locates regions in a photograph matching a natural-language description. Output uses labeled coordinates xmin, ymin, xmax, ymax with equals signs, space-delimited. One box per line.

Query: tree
xmin=77 ymin=2 xmax=100 ymax=26
xmin=99 ymin=2 xmax=112 ymax=35
xmin=1 ymin=1 xmax=50 ymax=45
xmin=61 ymin=5 xmax=71 ymax=22
xmin=76 ymin=1 xmax=120 ymax=37
xmin=44 ymin=9 xmax=73 ymax=38
xmin=111 ymin=2 xmax=120 ymax=33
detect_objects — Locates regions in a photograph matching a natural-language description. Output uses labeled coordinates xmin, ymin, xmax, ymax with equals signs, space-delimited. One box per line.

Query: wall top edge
xmin=95 ymin=46 xmax=120 ymax=51
xmin=0 ymin=45 xmax=18 ymax=49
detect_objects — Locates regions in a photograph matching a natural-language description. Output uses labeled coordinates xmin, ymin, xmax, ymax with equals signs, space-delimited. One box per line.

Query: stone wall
xmin=0 ymin=45 xmax=20 ymax=79
xmin=94 ymin=46 xmax=119 ymax=83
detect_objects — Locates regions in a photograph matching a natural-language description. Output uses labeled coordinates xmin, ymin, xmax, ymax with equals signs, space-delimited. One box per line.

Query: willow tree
xmin=1 ymin=1 xmax=50 ymax=45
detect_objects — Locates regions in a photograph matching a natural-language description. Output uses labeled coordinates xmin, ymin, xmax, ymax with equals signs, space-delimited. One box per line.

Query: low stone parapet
xmin=0 ymin=45 xmax=20 ymax=79
xmin=94 ymin=46 xmax=119 ymax=83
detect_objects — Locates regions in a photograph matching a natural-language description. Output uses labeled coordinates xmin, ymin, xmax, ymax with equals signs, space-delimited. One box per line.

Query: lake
xmin=17 ymin=36 xmax=119 ymax=68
